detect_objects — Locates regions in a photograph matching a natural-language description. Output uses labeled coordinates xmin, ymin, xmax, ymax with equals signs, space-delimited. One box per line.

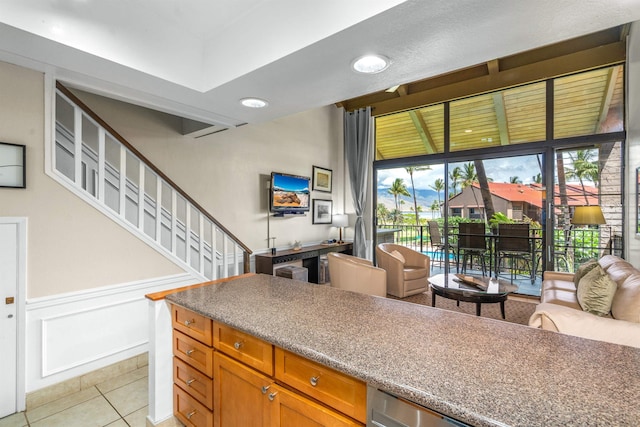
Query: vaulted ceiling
xmin=0 ymin=0 xmax=639 ymax=133
xmin=358 ymin=27 xmax=627 ymax=160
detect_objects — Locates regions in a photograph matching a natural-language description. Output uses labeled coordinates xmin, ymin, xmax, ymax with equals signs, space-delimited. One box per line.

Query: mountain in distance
xmin=377 ymin=186 xmax=441 ymax=212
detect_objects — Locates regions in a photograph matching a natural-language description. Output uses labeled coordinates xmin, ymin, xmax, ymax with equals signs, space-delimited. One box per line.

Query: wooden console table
xmin=255 ymin=242 xmax=353 ymax=283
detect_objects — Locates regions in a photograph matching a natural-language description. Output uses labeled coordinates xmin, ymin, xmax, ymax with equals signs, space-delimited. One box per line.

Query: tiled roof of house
xmin=449 ymin=182 xmax=598 ymax=207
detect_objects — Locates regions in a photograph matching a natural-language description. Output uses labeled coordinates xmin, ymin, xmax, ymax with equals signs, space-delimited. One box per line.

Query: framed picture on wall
xmin=312 ymin=199 xmax=332 ymax=224
xmin=0 ymin=142 xmax=26 ymax=188
xmin=312 ymin=166 xmax=332 ymax=193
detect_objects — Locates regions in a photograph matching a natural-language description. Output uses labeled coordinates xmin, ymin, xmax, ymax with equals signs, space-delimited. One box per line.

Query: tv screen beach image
xmin=272 ymin=174 xmax=310 ymax=208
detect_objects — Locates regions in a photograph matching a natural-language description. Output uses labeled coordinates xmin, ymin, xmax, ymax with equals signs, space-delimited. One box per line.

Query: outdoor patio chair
xmin=456 ymin=222 xmax=488 ymax=277
xmin=428 ymin=221 xmax=446 ymax=271
xmin=496 ymin=223 xmax=535 ymax=283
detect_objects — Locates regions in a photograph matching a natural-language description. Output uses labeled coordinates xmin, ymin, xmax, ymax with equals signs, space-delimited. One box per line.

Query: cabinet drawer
xmin=174 ymin=357 xmax=213 ymax=410
xmin=271 ymin=384 xmax=363 ymax=426
xmin=275 ymin=348 xmax=366 ymax=423
xmin=172 ymin=304 xmax=213 ymax=346
xmin=174 ymin=330 xmax=214 ymax=377
xmin=174 ymin=384 xmax=213 ymax=427
xmin=213 ymin=322 xmax=273 ymax=375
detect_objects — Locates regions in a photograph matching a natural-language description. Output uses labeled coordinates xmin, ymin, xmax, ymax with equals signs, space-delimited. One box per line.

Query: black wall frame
xmin=0 ymin=142 xmax=26 ymax=188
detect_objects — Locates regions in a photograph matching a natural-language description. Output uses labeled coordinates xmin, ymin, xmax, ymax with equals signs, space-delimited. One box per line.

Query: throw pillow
xmin=574 ymin=259 xmax=599 ymax=289
xmin=390 ymin=250 xmax=405 ymax=264
xmin=577 ymin=265 xmax=617 ymax=316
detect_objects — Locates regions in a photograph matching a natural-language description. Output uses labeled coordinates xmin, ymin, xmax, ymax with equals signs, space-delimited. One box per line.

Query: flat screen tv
xmin=270 ymin=172 xmax=310 ymax=215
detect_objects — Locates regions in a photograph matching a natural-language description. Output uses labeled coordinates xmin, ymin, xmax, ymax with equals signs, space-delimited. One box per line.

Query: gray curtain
xmin=344 ymin=107 xmax=372 ymax=258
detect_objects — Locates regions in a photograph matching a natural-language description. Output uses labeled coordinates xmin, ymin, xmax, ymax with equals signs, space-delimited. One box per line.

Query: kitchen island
xmin=165 ymin=274 xmax=640 ymax=427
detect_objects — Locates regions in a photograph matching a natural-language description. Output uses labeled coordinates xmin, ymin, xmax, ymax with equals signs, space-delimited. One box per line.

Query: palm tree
xmin=557 ymin=151 xmax=571 ymax=231
xmin=532 ymin=173 xmax=542 ymax=184
xmin=405 ymin=166 xmax=431 ymax=226
xmin=430 ymin=200 xmax=440 ymax=218
xmin=429 ymin=178 xmax=445 ymax=217
xmin=566 ymin=149 xmax=599 ymax=204
xmin=449 ymin=166 xmax=462 ymax=196
xmin=388 ymin=178 xmax=410 ymax=224
xmin=509 ymin=176 xmax=522 ymax=184
xmin=461 ymin=162 xmax=482 ymax=219
xmin=475 ymin=160 xmax=495 ymax=222
xmin=389 ymin=209 xmax=403 ymax=225
xmin=409 ymin=205 xmax=424 ymax=226
xmin=376 ymin=203 xmax=391 ymax=224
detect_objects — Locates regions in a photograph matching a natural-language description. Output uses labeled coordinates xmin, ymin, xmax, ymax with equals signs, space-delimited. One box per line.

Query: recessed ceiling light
xmin=240 ymin=98 xmax=268 ymax=108
xmin=352 ymin=55 xmax=390 ymax=74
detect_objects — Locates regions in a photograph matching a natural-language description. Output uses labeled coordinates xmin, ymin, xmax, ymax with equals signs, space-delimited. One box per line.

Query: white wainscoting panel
xmin=26 ymin=273 xmax=199 ymax=392
xmin=41 ymin=298 xmax=147 ymax=376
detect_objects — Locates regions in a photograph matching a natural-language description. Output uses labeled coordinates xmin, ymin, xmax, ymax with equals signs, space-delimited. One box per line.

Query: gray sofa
xmin=529 ymin=255 xmax=640 ymax=348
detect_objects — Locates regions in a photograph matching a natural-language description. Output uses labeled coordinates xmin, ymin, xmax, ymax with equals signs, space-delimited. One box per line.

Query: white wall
xmin=0 ymin=58 xmax=353 ymax=396
xmin=0 ymin=62 xmax=183 ymax=299
xmin=69 ymin=89 xmax=351 ymax=253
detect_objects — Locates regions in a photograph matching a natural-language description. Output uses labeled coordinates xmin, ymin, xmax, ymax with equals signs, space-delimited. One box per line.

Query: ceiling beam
xmin=408 ymin=111 xmax=437 ymax=154
xmin=492 ymin=93 xmax=510 ymax=146
xmin=596 ymin=65 xmax=622 ymax=132
xmin=487 ymin=59 xmax=510 ymax=146
xmin=338 ymin=26 xmax=626 ymax=117
xmin=395 ymin=85 xmax=437 ymax=154
xmin=371 ymin=42 xmax=624 ymax=117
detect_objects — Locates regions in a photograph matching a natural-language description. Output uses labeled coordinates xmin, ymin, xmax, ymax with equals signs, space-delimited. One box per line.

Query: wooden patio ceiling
xmin=337 ymin=25 xmax=627 ymax=161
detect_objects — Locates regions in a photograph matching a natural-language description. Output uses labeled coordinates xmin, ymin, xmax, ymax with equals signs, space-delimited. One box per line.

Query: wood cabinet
xmin=214 ymin=352 xmax=273 ymax=426
xmin=173 ymin=304 xmax=365 ymax=427
xmin=214 ymin=352 xmax=362 ymax=427
xmin=270 ymin=384 xmax=361 ymax=427
xmin=274 ymin=348 xmax=366 ymax=423
xmin=171 ymin=305 xmax=214 ymax=426
xmin=213 ymin=322 xmax=273 ymax=375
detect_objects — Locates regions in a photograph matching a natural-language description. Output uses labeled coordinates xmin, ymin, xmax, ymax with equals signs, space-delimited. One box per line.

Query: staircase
xmin=52 ymin=82 xmax=251 ymax=280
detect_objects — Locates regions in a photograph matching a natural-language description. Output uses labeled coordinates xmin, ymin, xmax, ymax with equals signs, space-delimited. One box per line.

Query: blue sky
xmin=377 ymin=155 xmax=546 ymax=191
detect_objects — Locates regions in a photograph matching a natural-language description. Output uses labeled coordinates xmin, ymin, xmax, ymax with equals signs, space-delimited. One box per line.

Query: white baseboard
xmin=25 ymin=273 xmax=199 ymax=392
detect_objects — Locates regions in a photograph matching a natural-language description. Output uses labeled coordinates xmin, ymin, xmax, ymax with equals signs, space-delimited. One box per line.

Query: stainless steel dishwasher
xmin=367 ymin=386 xmax=470 ymax=427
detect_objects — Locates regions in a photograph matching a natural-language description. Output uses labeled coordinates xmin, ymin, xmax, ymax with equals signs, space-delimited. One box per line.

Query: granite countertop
xmin=166 ymin=274 xmax=640 ymax=427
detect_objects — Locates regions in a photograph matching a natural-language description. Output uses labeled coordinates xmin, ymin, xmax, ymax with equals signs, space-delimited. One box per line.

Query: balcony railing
xmin=377 ymin=222 xmax=618 ymax=275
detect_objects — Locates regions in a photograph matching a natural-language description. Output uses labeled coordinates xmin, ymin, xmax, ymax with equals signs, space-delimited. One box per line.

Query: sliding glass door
xmin=372 ymin=64 xmax=626 ymax=297
xmin=551 ymin=143 xmax=623 ymax=272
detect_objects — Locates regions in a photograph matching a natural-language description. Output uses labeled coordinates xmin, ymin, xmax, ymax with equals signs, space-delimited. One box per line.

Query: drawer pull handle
xmin=261 ymin=385 xmax=270 ymax=394
xmin=310 ymin=376 xmax=320 ymax=387
xmin=187 ymin=379 xmax=196 ymax=386
xmin=233 ymin=341 xmax=243 ymax=350
xmin=184 ymin=319 xmax=195 ymax=327
xmin=186 ymin=410 xmax=196 ymax=419
xmin=268 ymin=392 xmax=278 ymax=401
xmin=186 ymin=349 xmax=195 ymax=356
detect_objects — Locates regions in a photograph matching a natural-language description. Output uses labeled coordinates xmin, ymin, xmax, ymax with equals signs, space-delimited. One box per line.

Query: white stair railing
xmin=52 ymin=83 xmax=251 ymax=280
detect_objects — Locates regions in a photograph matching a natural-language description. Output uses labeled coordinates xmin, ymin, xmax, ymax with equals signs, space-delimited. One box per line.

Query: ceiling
xmin=374 ymin=58 xmax=625 ymax=160
xmin=1 ymin=0 xmax=639 ymax=132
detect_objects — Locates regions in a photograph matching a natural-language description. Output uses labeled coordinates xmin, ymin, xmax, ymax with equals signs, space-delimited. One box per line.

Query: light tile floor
xmin=0 ymin=367 xmax=149 ymax=427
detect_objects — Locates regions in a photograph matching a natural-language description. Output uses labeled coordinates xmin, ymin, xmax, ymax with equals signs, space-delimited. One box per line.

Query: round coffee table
xmin=428 ymin=273 xmax=518 ymax=318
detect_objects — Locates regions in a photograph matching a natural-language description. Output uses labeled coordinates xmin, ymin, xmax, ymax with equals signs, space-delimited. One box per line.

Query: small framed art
xmin=312 ymin=199 xmax=332 ymax=224
xmin=312 ymin=166 xmax=332 ymax=193
xmin=0 ymin=142 xmax=26 ymax=188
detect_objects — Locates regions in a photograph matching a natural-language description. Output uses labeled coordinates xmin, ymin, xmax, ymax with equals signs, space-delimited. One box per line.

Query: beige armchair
xmin=375 ymin=243 xmax=429 ymax=298
xmin=327 ymin=252 xmax=387 ymax=297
